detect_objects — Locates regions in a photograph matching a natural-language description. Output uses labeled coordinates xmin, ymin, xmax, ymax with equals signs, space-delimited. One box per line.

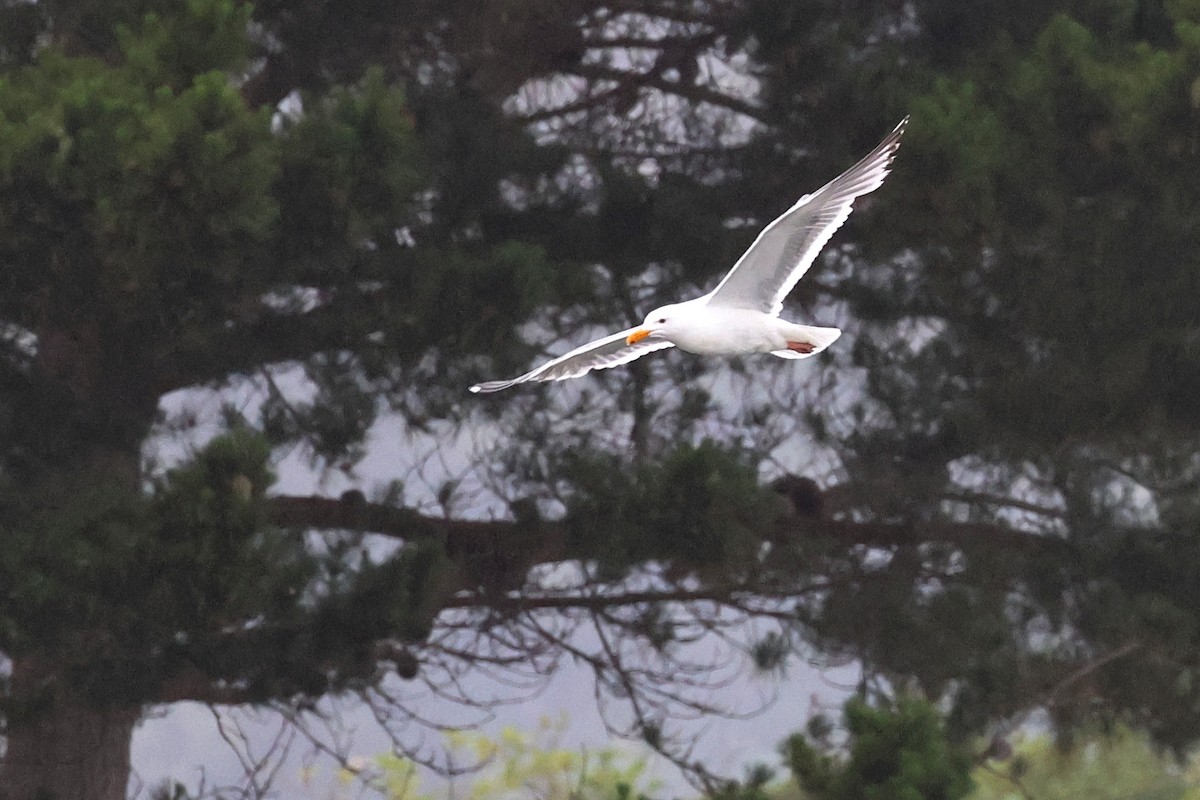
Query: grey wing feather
xmin=469 ymin=327 xmax=674 ymax=393
xmin=705 ymin=117 xmax=908 ymax=316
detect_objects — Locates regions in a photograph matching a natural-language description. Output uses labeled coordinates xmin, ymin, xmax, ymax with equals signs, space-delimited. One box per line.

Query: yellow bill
xmin=626 ymin=328 xmax=651 ymax=345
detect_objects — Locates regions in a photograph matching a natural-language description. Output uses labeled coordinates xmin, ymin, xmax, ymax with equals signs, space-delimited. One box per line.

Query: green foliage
xmin=707 ymin=764 xmax=782 ymax=800
xmin=0 ymin=430 xmax=301 ymax=703
xmin=0 ymin=1 xmax=279 ymax=402
xmin=784 ymin=696 xmax=974 ymax=800
xmin=316 ymin=717 xmax=662 ymax=800
xmin=890 ymin=5 xmax=1200 ymax=444
xmin=826 ymin=4 xmax=1200 ymax=750
xmin=147 ymin=430 xmax=449 ymax=699
xmin=0 ymin=467 xmax=152 ymax=659
xmin=454 ymin=719 xmax=662 ymax=800
xmin=970 ymin=727 xmax=1200 ymax=800
xmin=155 ymin=427 xmax=274 ymax=527
xmin=274 ymin=68 xmax=423 ymax=269
xmin=118 ymin=0 xmax=254 ymax=85
xmin=317 ymin=716 xmax=1200 ymax=800
xmin=563 ymin=441 xmax=782 ymax=575
xmin=0 ymin=1 xmax=42 ymax=66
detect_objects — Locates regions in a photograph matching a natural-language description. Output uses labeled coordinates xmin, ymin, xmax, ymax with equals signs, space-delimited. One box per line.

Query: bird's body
xmin=647 ymin=301 xmax=841 ymax=357
xmin=665 ymin=304 xmax=774 ymax=355
xmin=470 ymin=117 xmax=908 ymax=393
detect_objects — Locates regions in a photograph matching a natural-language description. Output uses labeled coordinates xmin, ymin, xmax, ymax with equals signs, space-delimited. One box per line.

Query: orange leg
xmin=786 ymin=340 xmax=816 ymax=354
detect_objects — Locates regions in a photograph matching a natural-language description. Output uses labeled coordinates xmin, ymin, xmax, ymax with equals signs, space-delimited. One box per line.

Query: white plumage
xmin=470 ymin=117 xmax=907 ymax=394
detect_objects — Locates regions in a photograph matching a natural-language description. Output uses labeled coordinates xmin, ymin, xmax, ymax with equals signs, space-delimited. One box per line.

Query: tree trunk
xmin=0 ymin=658 xmax=139 ymax=800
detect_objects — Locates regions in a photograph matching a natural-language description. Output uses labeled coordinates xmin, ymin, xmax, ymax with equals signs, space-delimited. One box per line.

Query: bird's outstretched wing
xmin=469 ymin=328 xmax=674 ymax=393
xmin=705 ymin=117 xmax=908 ymax=316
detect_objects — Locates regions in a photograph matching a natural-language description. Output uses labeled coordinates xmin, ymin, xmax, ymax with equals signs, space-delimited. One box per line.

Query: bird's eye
xmin=656 ymin=318 xmax=666 ymax=323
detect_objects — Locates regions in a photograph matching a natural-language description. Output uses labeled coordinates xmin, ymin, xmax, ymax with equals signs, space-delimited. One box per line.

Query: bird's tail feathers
xmin=771 ymin=324 xmax=841 ymax=360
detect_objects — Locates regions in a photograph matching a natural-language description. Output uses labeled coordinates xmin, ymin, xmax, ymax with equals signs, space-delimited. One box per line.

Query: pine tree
xmin=0 ymin=0 xmax=1198 ymax=797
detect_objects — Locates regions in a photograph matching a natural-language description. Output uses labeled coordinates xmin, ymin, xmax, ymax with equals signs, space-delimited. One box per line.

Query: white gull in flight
xmin=470 ymin=117 xmax=907 ymax=393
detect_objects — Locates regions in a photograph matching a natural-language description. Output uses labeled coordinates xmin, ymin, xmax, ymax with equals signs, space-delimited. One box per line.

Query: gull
xmin=470 ymin=117 xmax=907 ymax=393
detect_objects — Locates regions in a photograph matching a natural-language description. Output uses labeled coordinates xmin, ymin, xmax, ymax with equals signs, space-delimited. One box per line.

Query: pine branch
xmin=147 ymin=494 xmax=1071 ymax=706
xmin=266 ymin=492 xmax=1071 ymax=559
xmin=568 ymin=63 xmax=767 ymax=122
xmin=156 ymin=666 xmax=258 ymax=706
xmin=441 ymin=584 xmax=812 ymax=612
xmin=153 ymin=300 xmax=377 ymax=394
xmin=267 ymin=494 xmax=502 ymax=542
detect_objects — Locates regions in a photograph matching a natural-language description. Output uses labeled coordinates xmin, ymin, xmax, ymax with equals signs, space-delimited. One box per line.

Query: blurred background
xmin=0 ymin=0 xmax=1199 ymax=798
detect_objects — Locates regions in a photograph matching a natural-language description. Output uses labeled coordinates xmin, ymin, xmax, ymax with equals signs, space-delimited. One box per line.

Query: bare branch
xmin=568 ymin=63 xmax=766 ymax=123
xmin=1045 ymin=641 xmax=1143 ymax=709
xmin=942 ymin=490 xmax=1066 ymax=519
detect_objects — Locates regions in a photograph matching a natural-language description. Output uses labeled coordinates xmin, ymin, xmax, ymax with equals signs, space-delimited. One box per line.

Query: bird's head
xmin=626 ymin=303 xmax=688 ymax=345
